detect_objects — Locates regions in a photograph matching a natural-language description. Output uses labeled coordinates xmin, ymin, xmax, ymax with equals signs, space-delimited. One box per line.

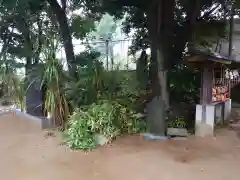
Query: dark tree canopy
xmin=81 ymin=0 xmax=235 ymax=65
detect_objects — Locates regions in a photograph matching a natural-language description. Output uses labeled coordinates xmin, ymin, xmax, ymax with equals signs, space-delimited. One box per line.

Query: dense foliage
xmin=64 ymin=100 xmax=146 ymax=150
xmin=0 ymin=0 xmax=238 ymax=150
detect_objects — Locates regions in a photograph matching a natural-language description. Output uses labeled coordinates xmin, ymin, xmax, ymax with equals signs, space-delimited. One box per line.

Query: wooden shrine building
xmin=185 ymin=47 xmax=240 ymax=136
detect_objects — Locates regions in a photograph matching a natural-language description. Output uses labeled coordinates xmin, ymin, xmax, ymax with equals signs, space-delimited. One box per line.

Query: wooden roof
xmin=186 ymin=50 xmax=232 ymax=64
xmin=185 ymin=18 xmax=240 ymax=65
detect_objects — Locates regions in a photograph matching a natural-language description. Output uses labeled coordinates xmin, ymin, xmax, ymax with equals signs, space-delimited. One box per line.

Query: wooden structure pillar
xmin=185 ymin=52 xmax=235 ymax=137
xmin=200 ymin=66 xmax=213 ymax=123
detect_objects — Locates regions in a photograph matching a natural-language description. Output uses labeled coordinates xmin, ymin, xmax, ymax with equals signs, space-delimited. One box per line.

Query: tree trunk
xmin=147 ymin=0 xmax=171 ymax=110
xmin=144 ymin=0 xmax=171 ymax=136
xmin=147 ymin=3 xmax=160 ymax=96
xmin=47 ymin=0 xmax=77 ymax=78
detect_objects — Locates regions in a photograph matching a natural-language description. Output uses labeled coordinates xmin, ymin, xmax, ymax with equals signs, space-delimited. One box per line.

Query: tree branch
xmin=34 ymin=14 xmax=43 ymax=64
xmin=111 ymin=0 xmax=147 ymax=8
xmin=61 ymin=0 xmax=67 ymax=12
xmin=200 ymin=3 xmax=221 ymax=20
xmin=47 ymin=0 xmax=77 ymax=78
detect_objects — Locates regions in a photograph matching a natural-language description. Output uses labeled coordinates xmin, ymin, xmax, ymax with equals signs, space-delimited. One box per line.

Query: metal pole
xmin=110 ymin=44 xmax=114 ymax=70
xmin=228 ymin=4 xmax=234 ymax=58
xmin=106 ymin=39 xmax=109 ymax=70
xmin=228 ymin=4 xmax=234 ymax=97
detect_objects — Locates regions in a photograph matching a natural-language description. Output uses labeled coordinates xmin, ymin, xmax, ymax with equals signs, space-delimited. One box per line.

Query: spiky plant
xmin=40 ymin=38 xmax=69 ymax=127
xmin=12 ymin=77 xmax=25 ymax=111
xmin=0 ymin=53 xmax=25 ymax=106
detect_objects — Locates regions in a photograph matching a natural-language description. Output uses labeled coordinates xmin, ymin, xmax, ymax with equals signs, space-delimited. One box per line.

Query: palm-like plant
xmin=0 ymin=67 xmax=25 ymax=111
xmin=0 ymin=53 xmax=25 ymax=108
xmin=0 ymin=65 xmax=14 ymax=98
xmin=40 ymin=37 xmax=69 ymax=127
xmin=12 ymin=77 xmax=25 ymax=111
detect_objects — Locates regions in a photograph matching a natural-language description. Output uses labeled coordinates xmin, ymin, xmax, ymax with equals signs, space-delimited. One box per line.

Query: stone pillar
xmin=143 ymin=97 xmax=168 ymax=140
xmin=195 ymin=104 xmax=215 ymax=136
xmin=25 ymin=64 xmax=44 ymax=118
xmin=224 ymin=99 xmax=232 ymax=121
xmin=146 ymin=97 xmax=166 ymax=136
xmin=215 ymin=103 xmax=223 ymax=124
xmin=213 ymin=102 xmax=225 ymax=124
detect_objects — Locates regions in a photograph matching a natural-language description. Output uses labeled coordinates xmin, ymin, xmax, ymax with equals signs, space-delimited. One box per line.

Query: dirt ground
xmin=0 ymin=113 xmax=240 ymax=180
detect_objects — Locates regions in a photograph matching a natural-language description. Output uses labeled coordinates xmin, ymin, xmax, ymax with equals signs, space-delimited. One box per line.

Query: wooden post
xmin=201 ymin=66 xmax=213 ymax=123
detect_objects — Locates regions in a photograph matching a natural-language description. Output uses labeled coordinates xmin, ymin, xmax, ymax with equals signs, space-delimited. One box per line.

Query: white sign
xmin=225 ymin=69 xmax=239 ymax=79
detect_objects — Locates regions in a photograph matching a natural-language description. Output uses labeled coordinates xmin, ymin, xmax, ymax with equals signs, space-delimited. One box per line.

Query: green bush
xmin=64 ymin=113 xmax=96 ymax=150
xmin=64 ymin=100 xmax=146 ymax=150
xmin=168 ymin=117 xmax=187 ymax=129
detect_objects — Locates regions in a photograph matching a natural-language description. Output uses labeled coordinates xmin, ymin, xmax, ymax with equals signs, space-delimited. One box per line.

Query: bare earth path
xmin=0 ymin=113 xmax=240 ymax=180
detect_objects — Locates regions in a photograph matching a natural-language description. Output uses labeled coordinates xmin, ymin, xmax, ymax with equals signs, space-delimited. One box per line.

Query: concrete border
xmin=0 ymin=108 xmax=52 ymax=129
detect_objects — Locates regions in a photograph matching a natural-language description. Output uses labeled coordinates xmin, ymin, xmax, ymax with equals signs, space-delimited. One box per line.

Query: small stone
xmin=229 ymin=123 xmax=240 ymax=131
xmin=143 ymin=133 xmax=168 ymax=140
xmin=171 ymin=137 xmax=188 ymax=141
xmin=95 ymin=134 xmax=110 ymax=145
xmin=167 ymin=128 xmax=188 ymax=137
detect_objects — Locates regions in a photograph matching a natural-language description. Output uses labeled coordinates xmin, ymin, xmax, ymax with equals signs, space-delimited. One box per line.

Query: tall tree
xmin=80 ymin=0 xmax=236 ymax=135
xmin=0 ymin=0 xmax=95 ymax=117
xmin=0 ymin=0 xmax=47 ymax=116
xmin=0 ymin=0 xmax=95 ymax=78
xmin=46 ymin=0 xmax=76 ymax=77
xmin=46 ymin=0 xmax=96 ymax=78
xmin=83 ymin=0 xmax=234 ymax=95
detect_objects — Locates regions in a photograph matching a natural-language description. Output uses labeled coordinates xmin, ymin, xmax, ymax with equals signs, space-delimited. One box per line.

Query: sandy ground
xmin=0 ymin=113 xmax=240 ymax=180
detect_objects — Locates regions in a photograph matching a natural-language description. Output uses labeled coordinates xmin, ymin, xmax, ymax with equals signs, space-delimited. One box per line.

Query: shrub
xmin=168 ymin=117 xmax=187 ymax=129
xmin=64 ymin=112 xmax=96 ymax=150
xmin=64 ymin=100 xmax=146 ymax=150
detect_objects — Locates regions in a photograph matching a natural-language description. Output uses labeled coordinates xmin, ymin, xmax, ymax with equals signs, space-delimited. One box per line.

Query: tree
xmin=46 ymin=0 xmax=77 ymax=77
xmin=46 ymin=0 xmax=97 ymax=78
xmin=78 ymin=0 xmax=238 ymax=136
xmin=0 ymin=0 xmax=95 ymax=118
xmin=0 ymin=0 xmax=47 ymax=116
xmin=82 ymin=1 xmax=214 ymax=90
xmin=0 ymin=0 xmax=95 ymax=78
xmin=89 ymin=1 xmax=236 ymax=85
